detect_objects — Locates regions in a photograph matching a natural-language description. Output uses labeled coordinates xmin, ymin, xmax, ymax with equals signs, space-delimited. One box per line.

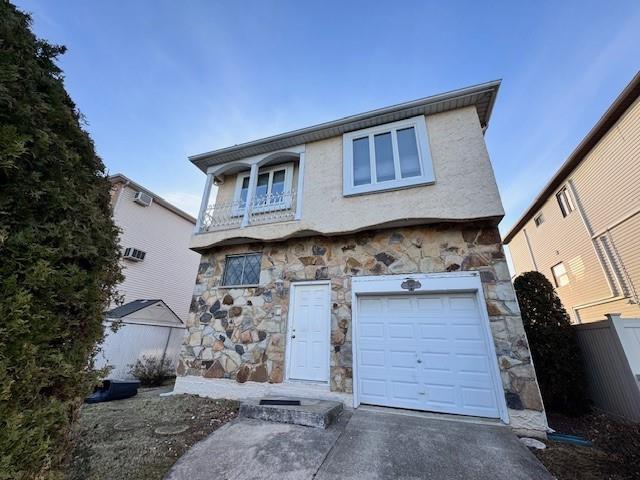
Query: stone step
xmin=239 ymin=397 xmax=343 ymax=429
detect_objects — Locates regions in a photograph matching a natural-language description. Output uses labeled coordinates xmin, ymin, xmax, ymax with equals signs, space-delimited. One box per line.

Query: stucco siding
xmin=113 ymin=184 xmax=201 ymax=322
xmin=192 ymin=106 xmax=504 ymax=249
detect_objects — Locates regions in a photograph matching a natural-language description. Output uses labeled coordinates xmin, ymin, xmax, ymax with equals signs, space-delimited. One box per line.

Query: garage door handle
xmin=291 ymin=335 xmax=296 ymax=339
xmin=417 ymin=359 xmax=422 ymax=363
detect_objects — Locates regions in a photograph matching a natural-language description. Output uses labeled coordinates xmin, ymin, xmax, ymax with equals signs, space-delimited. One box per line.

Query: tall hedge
xmin=513 ymin=271 xmax=589 ymax=416
xmin=0 ymin=2 xmax=122 ymax=478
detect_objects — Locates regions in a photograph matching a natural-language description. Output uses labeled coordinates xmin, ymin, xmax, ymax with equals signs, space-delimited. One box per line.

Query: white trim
xmin=350 ymin=272 xmax=509 ymax=424
xmin=233 ymin=162 xmax=294 ymax=217
xmin=295 ymin=151 xmax=305 ymax=220
xmin=284 ymin=280 xmax=331 ymax=384
xmin=342 ymin=115 xmax=435 ymax=196
xmin=195 ymin=172 xmax=214 ymax=233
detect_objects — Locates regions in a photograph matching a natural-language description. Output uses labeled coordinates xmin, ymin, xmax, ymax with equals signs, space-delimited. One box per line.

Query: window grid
xmin=222 ymin=253 xmax=262 ymax=286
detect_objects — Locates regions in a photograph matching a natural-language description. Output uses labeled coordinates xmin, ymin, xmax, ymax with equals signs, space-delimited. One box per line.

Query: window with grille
xmin=221 ymin=253 xmax=262 ymax=286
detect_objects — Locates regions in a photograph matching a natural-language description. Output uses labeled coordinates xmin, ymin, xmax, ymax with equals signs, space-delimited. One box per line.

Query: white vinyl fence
xmin=96 ymin=321 xmax=186 ymax=380
xmin=574 ymin=314 xmax=640 ymax=422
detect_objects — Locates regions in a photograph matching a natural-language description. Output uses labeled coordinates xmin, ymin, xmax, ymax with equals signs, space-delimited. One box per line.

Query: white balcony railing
xmin=199 ymin=190 xmax=297 ymax=232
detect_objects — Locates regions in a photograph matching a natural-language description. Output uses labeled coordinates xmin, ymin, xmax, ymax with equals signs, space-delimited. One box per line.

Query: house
xmin=174 ymin=81 xmax=547 ymax=435
xmin=504 ymin=72 xmax=640 ymax=323
xmin=97 ymin=299 xmax=186 ymax=379
xmin=109 ymin=174 xmax=201 ymax=323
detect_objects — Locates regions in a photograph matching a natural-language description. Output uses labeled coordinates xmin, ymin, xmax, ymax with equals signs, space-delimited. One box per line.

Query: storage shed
xmin=97 ymin=299 xmax=186 ymax=379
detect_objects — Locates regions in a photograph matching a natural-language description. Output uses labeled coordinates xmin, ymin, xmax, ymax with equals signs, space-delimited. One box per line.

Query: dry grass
xmin=65 ymin=385 xmax=238 ymax=480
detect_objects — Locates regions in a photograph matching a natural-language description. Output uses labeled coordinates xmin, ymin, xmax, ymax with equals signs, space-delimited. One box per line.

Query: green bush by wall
xmin=0 ymin=2 xmax=122 ymax=478
xmin=514 ymin=271 xmax=589 ymax=416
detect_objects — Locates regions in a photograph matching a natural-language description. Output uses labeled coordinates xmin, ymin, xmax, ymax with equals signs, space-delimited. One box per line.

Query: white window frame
xmin=552 ymin=262 xmax=570 ymax=287
xmin=342 ymin=115 xmax=435 ymax=196
xmin=556 ymin=186 xmax=575 ymax=217
xmin=232 ymin=162 xmax=294 ymax=216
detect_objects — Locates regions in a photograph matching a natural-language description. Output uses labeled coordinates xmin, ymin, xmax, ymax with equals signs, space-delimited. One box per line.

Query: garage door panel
xmin=356 ymin=292 xmax=501 ymax=419
xmin=388 ymin=323 xmax=416 ymax=339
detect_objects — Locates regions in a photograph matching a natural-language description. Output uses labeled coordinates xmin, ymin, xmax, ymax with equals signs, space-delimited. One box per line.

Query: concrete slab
xmin=240 ymin=397 xmax=343 ymax=428
xmin=164 ymin=407 xmax=551 ymax=480
xmin=163 ymin=411 xmax=352 ymax=480
xmin=314 ymin=409 xmax=552 ymax=480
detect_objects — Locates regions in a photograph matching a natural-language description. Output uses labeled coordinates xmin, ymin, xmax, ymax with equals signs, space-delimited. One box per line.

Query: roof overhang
xmin=503 ymin=71 xmax=640 ymax=244
xmin=190 ymin=80 xmax=502 ymax=172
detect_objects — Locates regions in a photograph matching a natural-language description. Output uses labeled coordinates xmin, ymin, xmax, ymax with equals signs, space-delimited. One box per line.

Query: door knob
xmin=291 ymin=335 xmax=296 ymax=339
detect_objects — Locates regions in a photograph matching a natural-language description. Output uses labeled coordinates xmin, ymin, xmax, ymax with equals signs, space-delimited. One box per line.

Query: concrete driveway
xmin=164 ymin=407 xmax=551 ymax=480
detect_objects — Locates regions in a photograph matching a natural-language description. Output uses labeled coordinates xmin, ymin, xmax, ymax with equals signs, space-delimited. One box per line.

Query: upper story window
xmin=342 ymin=116 xmax=434 ymax=196
xmin=551 ymin=262 xmax=570 ymax=287
xmin=233 ymin=163 xmax=294 ymax=215
xmin=556 ymin=186 xmax=574 ymax=217
xmin=534 ymin=213 xmax=545 ymax=227
xmin=221 ymin=253 xmax=262 ymax=286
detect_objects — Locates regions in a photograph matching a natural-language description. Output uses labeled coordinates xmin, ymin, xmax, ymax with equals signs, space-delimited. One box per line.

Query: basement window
xmin=221 ymin=253 xmax=262 ymax=286
xmin=342 ymin=116 xmax=434 ymax=196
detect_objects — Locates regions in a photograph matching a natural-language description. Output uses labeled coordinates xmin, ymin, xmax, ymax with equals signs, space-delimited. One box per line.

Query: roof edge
xmin=109 ymin=173 xmax=196 ymax=224
xmin=190 ymin=79 xmax=501 ymax=170
xmin=503 ymin=71 xmax=640 ymax=244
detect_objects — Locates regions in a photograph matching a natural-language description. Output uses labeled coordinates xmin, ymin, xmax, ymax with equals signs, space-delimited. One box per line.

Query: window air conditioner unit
xmin=123 ymin=247 xmax=146 ymax=262
xmin=133 ymin=191 xmax=153 ymax=207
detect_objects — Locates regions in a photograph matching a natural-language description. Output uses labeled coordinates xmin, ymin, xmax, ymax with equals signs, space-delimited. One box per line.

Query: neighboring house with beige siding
xmin=109 ymin=174 xmax=201 ymax=323
xmin=174 ymin=81 xmax=548 ymax=436
xmin=504 ymin=72 xmax=640 ymax=323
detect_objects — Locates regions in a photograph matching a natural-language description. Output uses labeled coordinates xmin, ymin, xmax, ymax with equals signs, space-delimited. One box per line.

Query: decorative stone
xmin=315 ymin=267 xmax=329 ymax=280
xmin=250 ymin=364 xmax=269 ymax=382
xmin=235 ymin=344 xmax=245 ymax=355
xmin=374 ymin=252 xmax=396 ymax=266
xmin=312 ymin=245 xmax=327 ymax=256
xmin=257 ymin=330 xmax=267 ymax=341
xmin=299 ymin=256 xmax=322 ymax=266
xmin=520 ymin=437 xmax=546 ymax=450
xmin=240 ymin=330 xmax=253 ymax=344
xmin=209 ymin=300 xmax=221 ymax=313
xmin=505 ymin=391 xmax=524 ymax=410
xmin=236 ymin=365 xmax=250 ymax=383
xmin=229 ymin=306 xmax=243 ymax=317
xmin=222 ymin=294 xmax=234 ymax=305
xmin=200 ymin=312 xmax=212 ymax=323
xmin=213 ymin=340 xmax=224 ymax=351
xmin=269 ymin=364 xmax=284 ymax=383
xmin=213 ymin=310 xmax=228 ymax=319
xmin=203 ymin=360 xmax=225 ymax=378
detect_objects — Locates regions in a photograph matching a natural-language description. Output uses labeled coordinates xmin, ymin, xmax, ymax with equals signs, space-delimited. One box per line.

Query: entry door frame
xmin=351 ymin=271 xmax=509 ymax=424
xmin=285 ymin=280 xmax=332 ymax=384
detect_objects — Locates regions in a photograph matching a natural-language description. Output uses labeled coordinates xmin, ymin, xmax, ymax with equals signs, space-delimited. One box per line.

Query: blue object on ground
xmin=85 ymin=379 xmax=140 ymax=403
xmin=547 ymin=432 xmax=593 ymax=447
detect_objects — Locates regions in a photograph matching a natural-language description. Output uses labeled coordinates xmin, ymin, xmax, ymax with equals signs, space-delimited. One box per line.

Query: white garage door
xmin=356 ymin=293 xmax=502 ymax=418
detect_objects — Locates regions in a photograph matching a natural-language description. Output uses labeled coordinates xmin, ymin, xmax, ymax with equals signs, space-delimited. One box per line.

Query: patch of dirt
xmin=65 ymin=385 xmax=238 ymax=480
xmin=534 ymin=412 xmax=640 ymax=479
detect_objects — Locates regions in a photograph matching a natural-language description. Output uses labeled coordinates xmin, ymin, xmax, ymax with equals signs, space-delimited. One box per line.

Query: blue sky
xmin=15 ymin=0 xmax=640 ymax=233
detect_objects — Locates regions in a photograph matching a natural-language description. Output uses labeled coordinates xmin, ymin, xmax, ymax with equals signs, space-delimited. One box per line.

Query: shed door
xmin=356 ymin=293 xmax=501 ymax=418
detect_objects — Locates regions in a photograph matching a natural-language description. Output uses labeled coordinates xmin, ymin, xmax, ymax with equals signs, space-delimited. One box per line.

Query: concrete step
xmin=239 ymin=397 xmax=343 ymax=428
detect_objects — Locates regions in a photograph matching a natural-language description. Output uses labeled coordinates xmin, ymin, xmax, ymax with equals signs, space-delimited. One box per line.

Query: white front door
xmin=356 ymin=292 xmax=502 ymax=418
xmin=288 ymin=283 xmax=330 ymax=382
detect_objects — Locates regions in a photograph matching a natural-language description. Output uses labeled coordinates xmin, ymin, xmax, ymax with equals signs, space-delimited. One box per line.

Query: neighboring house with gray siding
xmin=504 ymin=72 xmax=640 ymax=324
xmin=110 ymin=174 xmax=201 ymax=323
xmin=174 ymin=81 xmax=547 ymax=436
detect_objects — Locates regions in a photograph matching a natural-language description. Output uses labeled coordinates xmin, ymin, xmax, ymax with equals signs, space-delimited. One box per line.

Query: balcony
xmin=194 ymin=149 xmax=306 ymax=236
xmin=198 ymin=189 xmax=298 ymax=232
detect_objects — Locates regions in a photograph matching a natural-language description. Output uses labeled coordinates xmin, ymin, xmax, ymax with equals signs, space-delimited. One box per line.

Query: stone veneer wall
xmin=178 ymin=223 xmax=546 ymax=430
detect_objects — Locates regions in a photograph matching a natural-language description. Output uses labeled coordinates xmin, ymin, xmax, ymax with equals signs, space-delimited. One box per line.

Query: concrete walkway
xmin=164 ymin=408 xmax=551 ymax=480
